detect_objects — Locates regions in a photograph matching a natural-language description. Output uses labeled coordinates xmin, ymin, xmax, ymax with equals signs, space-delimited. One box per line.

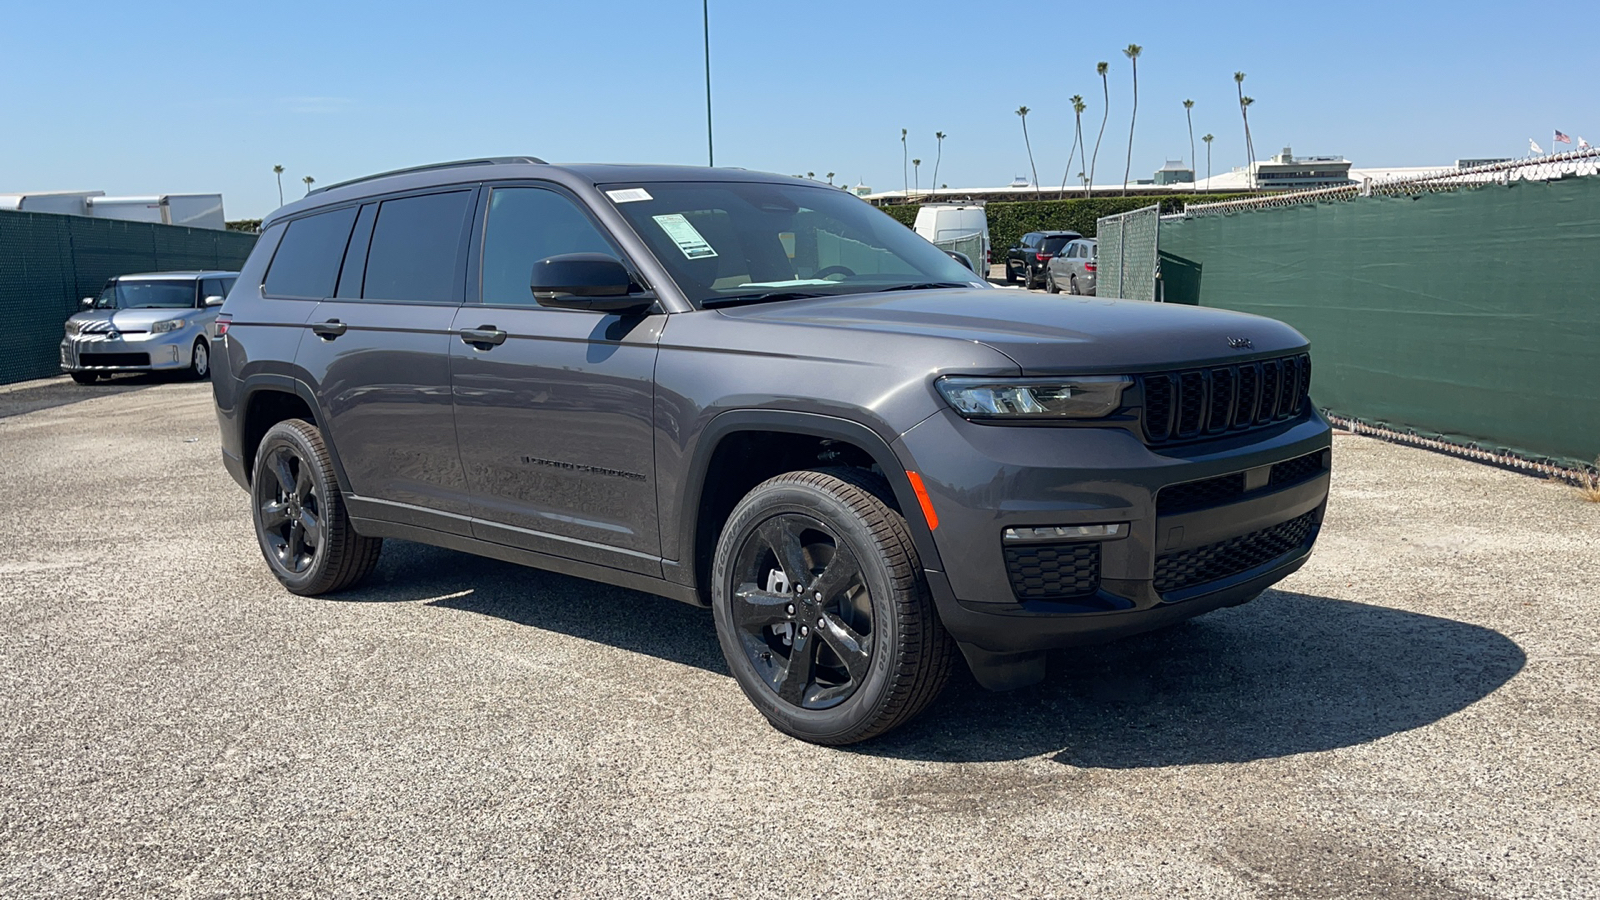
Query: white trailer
xmin=87 ymin=194 xmax=225 ymax=230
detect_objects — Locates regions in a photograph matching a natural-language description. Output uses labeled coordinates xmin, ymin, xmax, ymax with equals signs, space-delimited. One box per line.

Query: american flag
xmin=1554 ymin=130 xmax=1573 ymax=144
xmin=1581 ymin=137 xmax=1593 ymax=150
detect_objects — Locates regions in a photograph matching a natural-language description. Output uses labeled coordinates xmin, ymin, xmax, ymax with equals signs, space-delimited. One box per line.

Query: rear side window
xmin=362 ymin=191 xmax=473 ymax=302
xmin=263 ymin=207 xmax=359 ymax=299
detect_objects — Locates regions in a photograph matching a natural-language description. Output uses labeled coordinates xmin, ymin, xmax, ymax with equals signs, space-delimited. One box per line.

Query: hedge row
xmin=878 ymin=193 xmax=1257 ymax=256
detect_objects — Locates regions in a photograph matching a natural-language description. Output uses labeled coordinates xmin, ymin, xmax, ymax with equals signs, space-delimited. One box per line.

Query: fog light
xmin=1003 ymin=523 xmax=1126 ymax=542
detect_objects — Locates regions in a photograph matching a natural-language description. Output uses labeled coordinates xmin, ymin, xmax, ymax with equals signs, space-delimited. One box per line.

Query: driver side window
xmin=481 ymin=187 xmax=623 ymax=307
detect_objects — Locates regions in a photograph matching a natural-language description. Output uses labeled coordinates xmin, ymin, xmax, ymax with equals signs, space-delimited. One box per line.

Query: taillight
xmin=215 ymin=314 xmax=231 ymax=337
xmin=1084 ymin=263 xmax=1096 ymax=272
xmin=1036 ymin=253 xmax=1049 ymax=262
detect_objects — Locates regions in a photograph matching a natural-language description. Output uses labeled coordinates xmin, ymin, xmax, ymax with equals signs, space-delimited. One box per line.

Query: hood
xmin=69 ymin=308 xmax=195 ymax=332
xmin=715 ymin=288 xmax=1309 ymax=373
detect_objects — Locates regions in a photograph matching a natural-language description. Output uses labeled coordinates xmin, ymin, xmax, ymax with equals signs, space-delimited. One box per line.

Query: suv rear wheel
xmin=250 ymin=419 xmax=382 ymax=595
xmin=711 ymin=468 xmax=954 ymax=745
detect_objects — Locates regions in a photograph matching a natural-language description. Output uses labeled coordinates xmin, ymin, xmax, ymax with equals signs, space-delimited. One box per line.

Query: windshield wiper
xmin=869 ymin=282 xmax=972 ymax=293
xmin=702 ymin=290 xmax=834 ymax=309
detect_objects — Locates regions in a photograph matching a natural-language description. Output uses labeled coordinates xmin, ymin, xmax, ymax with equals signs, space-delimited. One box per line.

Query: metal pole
xmin=704 ymin=0 xmax=714 ymax=167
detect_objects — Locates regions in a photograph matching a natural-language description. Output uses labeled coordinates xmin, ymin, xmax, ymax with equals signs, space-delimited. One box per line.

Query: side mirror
xmin=203 ymin=295 xmax=225 ymax=308
xmin=80 ymin=297 xmax=94 ymax=308
xmin=530 ymin=253 xmax=654 ymax=314
xmin=945 ymin=250 xmax=975 ymax=272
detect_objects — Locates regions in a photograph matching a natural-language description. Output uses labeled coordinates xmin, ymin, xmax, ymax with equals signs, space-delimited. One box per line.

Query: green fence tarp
xmin=0 ymin=210 xmax=257 ymax=385
xmin=1160 ymin=176 xmax=1600 ymax=468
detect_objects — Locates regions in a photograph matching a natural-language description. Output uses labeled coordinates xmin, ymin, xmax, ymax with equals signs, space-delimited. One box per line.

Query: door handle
xmin=311 ymin=319 xmax=348 ymax=339
xmin=459 ymin=326 xmax=507 ymax=347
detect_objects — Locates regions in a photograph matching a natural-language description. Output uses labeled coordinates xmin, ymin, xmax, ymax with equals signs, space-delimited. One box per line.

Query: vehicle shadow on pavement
xmin=0 ymin=374 xmax=172 ymax=419
xmin=864 ymin=590 xmax=1526 ymax=766
xmin=349 ymin=540 xmax=729 ymax=674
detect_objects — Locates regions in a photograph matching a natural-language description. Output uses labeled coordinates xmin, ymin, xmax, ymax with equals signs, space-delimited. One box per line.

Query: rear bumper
xmin=894 ymin=407 xmax=1332 ymax=675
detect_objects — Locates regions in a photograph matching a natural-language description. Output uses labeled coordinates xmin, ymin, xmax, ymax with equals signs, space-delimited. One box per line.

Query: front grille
xmin=1153 ymin=511 xmax=1317 ymax=594
xmin=1139 ymin=353 xmax=1311 ymax=444
xmin=78 ymin=352 xmax=151 ymax=368
xmin=1270 ymin=451 xmax=1328 ymax=489
xmin=1004 ymin=542 xmax=1101 ymax=600
xmin=1157 ymin=450 xmax=1329 ymax=515
xmin=1157 ymin=472 xmax=1246 ymax=515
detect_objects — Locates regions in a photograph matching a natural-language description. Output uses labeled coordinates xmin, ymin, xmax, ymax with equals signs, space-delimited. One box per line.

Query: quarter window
xmin=262 ymin=207 xmax=359 ymax=299
xmin=362 ymin=191 xmax=473 ymax=302
xmin=480 ymin=187 xmax=623 ymax=307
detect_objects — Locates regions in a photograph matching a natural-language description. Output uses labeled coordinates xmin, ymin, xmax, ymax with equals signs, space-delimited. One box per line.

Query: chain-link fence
xmin=931 ymin=231 xmax=985 ymax=273
xmin=1094 ymin=204 xmax=1160 ymax=301
xmin=0 ymin=210 xmax=258 ymax=385
xmin=1181 ymin=146 xmax=1600 ymax=218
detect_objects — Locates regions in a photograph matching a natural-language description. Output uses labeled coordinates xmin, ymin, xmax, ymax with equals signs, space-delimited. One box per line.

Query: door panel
xmin=296 ymin=301 xmax=471 ymax=527
xmin=451 ymin=306 xmax=664 ymax=572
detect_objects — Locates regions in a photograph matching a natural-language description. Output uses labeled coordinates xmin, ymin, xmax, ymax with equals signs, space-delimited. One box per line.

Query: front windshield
xmin=94 ymin=280 xmax=196 ymax=310
xmin=605 ymin=181 xmax=984 ymax=307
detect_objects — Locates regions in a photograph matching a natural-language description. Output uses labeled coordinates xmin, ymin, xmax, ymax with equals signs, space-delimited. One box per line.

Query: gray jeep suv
xmin=212 ymin=157 xmax=1331 ymax=744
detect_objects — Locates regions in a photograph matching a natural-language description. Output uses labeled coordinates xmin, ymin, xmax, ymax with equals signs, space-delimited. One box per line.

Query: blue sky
xmin=3 ymin=0 xmax=1595 ymax=218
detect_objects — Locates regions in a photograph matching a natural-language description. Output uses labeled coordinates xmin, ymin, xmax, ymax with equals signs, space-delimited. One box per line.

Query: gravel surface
xmin=1 ymin=377 xmax=1595 ymax=899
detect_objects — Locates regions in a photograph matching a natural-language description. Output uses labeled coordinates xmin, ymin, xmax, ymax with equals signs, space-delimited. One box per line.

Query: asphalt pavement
xmin=1 ymin=376 xmax=1595 ymax=898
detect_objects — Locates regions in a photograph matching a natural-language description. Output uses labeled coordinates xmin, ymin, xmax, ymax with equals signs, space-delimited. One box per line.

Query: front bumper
xmin=61 ymin=328 xmax=198 ymax=372
xmin=895 ymin=406 xmax=1332 ymax=680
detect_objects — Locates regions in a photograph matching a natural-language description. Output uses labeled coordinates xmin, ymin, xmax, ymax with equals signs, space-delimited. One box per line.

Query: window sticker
xmin=652 ymin=214 xmax=718 ymax=259
xmin=606 ymin=188 xmax=653 ymax=204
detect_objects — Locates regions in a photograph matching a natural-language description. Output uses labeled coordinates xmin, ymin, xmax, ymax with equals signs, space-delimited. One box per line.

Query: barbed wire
xmin=1326 ymin=412 xmax=1597 ymax=485
xmin=1180 ymin=146 xmax=1600 ymax=217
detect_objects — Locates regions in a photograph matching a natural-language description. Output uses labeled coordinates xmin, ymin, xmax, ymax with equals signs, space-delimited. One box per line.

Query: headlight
xmin=64 ymin=321 xmax=80 ymax=336
xmin=936 ymin=376 xmax=1131 ymax=420
xmin=151 ymin=319 xmax=186 ymax=334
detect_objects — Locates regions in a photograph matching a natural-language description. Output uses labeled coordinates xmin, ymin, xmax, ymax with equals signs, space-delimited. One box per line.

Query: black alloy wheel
xmin=1045 ymin=269 xmax=1061 ymax=293
xmin=712 ymin=468 xmax=955 ymax=745
xmin=251 ymin=419 xmax=382 ymax=595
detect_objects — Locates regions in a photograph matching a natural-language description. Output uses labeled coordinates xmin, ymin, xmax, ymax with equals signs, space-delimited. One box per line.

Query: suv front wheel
xmin=711 ymin=468 xmax=955 ymax=745
xmin=251 ymin=418 xmax=382 ymax=595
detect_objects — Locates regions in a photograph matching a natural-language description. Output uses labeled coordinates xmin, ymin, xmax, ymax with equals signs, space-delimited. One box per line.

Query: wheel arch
xmin=679 ymin=410 xmax=946 ymax=605
xmin=237 ymin=374 xmax=351 ymax=493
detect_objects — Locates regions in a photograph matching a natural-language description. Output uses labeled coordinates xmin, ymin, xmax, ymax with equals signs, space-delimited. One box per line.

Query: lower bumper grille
xmin=78 ymin=352 xmax=151 ymax=368
xmin=1153 ymin=511 xmax=1316 ymax=595
xmin=1004 ymin=542 xmax=1102 ymax=600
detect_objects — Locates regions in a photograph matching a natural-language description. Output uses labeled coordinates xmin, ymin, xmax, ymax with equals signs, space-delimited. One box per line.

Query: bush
xmin=877 ymin=194 xmax=1257 ymax=256
xmin=226 ymin=219 xmax=262 ymax=234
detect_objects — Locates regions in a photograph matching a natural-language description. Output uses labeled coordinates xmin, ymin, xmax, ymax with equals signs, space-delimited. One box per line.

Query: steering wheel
xmin=814 ymin=265 xmax=856 ymax=281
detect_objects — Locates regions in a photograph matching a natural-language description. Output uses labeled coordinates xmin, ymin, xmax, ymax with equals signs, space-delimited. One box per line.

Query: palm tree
xmin=1121 ymin=44 xmax=1142 ymax=196
xmin=1241 ymin=96 xmax=1257 ymax=190
xmin=826 ymin=172 xmax=835 ymax=185
xmin=901 ymin=128 xmax=909 ymax=196
xmin=1089 ymin=62 xmax=1110 ymax=197
xmin=912 ymin=159 xmax=921 ymax=198
xmin=1234 ymin=72 xmax=1255 ymax=189
xmin=1059 ymin=95 xmax=1087 ymax=199
xmin=1015 ymin=106 xmax=1040 ymax=198
xmin=1183 ymin=100 xmax=1196 ymax=191
xmin=931 ymin=132 xmax=946 ymax=193
xmin=806 ymin=172 xmax=815 ymax=180
xmin=272 ymin=164 xmax=285 ymax=206
xmin=302 ymin=175 xmax=315 ymax=195
xmin=1202 ymin=133 xmax=1214 ymax=191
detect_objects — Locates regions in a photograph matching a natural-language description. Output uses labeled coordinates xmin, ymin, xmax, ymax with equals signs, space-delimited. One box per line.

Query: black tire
xmin=1003 ymin=262 xmax=1017 ymax=283
xmin=69 ymin=372 xmax=98 ymax=385
xmin=189 ymin=338 xmax=211 ymax=380
xmin=1045 ymin=270 xmax=1061 ymax=293
xmin=711 ymin=468 xmax=955 ymax=745
xmin=1068 ymin=275 xmax=1081 ymax=295
xmin=250 ymin=418 xmax=382 ymax=595
xmin=1024 ymin=265 xmax=1038 ymax=290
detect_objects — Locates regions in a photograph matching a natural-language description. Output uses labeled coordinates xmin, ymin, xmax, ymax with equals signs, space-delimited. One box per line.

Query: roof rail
xmin=308 ymin=157 xmax=549 ymax=195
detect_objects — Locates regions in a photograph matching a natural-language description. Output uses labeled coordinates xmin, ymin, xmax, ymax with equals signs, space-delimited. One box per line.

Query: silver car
xmin=60 ymin=270 xmax=236 ymax=383
xmin=1044 ymin=238 xmax=1097 ymax=296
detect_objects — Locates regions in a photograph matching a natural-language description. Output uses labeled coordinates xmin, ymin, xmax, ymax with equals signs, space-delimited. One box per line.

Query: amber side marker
xmin=905 ymin=471 xmax=939 ymax=530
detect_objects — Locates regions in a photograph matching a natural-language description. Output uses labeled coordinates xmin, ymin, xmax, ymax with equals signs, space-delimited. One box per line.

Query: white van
xmin=912 ymin=202 xmax=990 ymax=274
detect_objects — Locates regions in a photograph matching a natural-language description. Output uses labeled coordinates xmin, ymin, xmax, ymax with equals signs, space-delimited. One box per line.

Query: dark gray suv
xmin=212 ymin=157 xmax=1331 ymax=744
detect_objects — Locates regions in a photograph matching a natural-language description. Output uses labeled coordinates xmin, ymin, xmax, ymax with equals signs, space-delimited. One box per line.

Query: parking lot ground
xmin=1 ymin=376 xmax=1597 ymax=899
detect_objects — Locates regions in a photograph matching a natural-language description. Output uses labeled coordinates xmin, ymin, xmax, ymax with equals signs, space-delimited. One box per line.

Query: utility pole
xmin=704 ymin=0 xmax=714 ymax=167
